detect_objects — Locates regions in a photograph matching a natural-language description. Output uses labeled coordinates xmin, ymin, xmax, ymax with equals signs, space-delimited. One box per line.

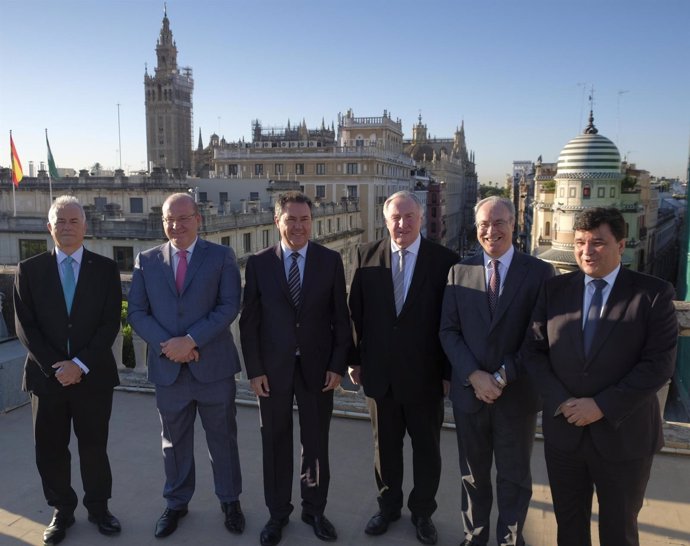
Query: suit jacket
xmin=524 ymin=267 xmax=677 ymax=461
xmin=127 ymin=238 xmax=241 ymax=386
xmin=14 ymin=248 xmax=122 ymax=395
xmin=440 ymin=250 xmax=555 ymax=414
xmin=239 ymin=242 xmax=351 ymax=394
xmin=349 ymin=237 xmax=458 ymax=404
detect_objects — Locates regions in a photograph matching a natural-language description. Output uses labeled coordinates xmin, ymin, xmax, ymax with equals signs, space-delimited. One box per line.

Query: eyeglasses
xmin=162 ymin=214 xmax=197 ymax=225
xmin=476 ymin=220 xmax=510 ymax=230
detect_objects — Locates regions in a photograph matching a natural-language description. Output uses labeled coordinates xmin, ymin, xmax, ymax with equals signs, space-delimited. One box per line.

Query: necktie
xmin=583 ymin=279 xmax=607 ymax=356
xmin=393 ymin=249 xmax=407 ymax=315
xmin=176 ymin=250 xmax=188 ymax=294
xmin=62 ymin=256 xmax=76 ymax=314
xmin=288 ymin=252 xmax=301 ymax=307
xmin=488 ymin=259 xmax=501 ymax=316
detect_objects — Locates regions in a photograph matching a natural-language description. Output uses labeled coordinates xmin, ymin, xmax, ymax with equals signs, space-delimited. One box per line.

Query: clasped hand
xmin=160 ymin=336 xmax=199 ymax=363
xmin=53 ymin=360 xmax=82 ymax=387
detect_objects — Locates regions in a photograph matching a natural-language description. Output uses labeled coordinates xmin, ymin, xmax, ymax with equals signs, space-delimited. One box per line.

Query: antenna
xmin=117 ymin=103 xmax=122 ymax=170
xmin=617 ymin=90 xmax=629 ymax=147
xmin=577 ymin=82 xmax=588 ymax=130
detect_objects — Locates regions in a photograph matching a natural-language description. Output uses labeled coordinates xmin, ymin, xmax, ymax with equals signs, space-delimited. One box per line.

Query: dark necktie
xmin=488 ymin=259 xmax=500 ymax=316
xmin=176 ymin=250 xmax=188 ymax=294
xmin=288 ymin=252 xmax=301 ymax=307
xmin=393 ymin=249 xmax=407 ymax=315
xmin=62 ymin=255 xmax=76 ymax=313
xmin=583 ymin=279 xmax=607 ymax=356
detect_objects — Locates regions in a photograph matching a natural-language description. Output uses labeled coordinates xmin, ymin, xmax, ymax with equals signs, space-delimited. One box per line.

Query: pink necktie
xmin=176 ymin=250 xmax=188 ymax=294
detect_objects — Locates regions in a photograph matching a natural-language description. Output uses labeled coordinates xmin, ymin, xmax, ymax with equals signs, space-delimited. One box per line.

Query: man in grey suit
xmin=440 ymin=196 xmax=555 ymax=546
xmin=128 ymin=192 xmax=244 ymax=538
xmin=240 ymin=191 xmax=351 ymax=546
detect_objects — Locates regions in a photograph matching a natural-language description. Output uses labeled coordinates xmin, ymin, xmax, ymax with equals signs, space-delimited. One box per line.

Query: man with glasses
xmin=440 ymin=196 xmax=555 ymax=546
xmin=128 ymin=192 xmax=245 ymax=538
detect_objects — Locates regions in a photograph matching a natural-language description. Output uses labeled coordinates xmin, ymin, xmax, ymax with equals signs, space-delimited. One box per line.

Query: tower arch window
xmin=583 ymin=185 xmax=591 ymax=199
xmin=545 ymin=221 xmax=551 ymax=236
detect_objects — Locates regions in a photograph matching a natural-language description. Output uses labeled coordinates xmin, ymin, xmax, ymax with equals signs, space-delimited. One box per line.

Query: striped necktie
xmin=288 ymin=252 xmax=301 ymax=307
xmin=393 ymin=249 xmax=407 ymax=315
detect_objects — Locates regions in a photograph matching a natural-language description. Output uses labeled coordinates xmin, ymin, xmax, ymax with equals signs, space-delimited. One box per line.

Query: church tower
xmin=144 ymin=6 xmax=194 ymax=175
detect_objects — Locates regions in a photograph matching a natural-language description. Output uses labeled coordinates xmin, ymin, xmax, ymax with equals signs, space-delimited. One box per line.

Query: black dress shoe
xmin=221 ymin=501 xmax=245 ymax=534
xmin=301 ymin=512 xmax=337 ymax=541
xmin=88 ymin=510 xmax=122 ymax=536
xmin=43 ymin=512 xmax=75 ymax=546
xmin=260 ymin=516 xmax=289 ymax=546
xmin=154 ymin=507 xmax=188 ymax=538
xmin=364 ymin=510 xmax=401 ymax=536
xmin=411 ymin=514 xmax=438 ymax=545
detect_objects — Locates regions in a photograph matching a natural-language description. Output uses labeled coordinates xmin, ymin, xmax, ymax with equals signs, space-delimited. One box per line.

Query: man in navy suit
xmin=240 ymin=191 xmax=351 ymax=546
xmin=128 ymin=193 xmax=244 ymax=538
xmin=349 ymin=191 xmax=458 ymax=545
xmin=14 ymin=195 xmax=122 ymax=545
xmin=524 ymin=207 xmax=677 ymax=546
xmin=440 ymin=196 xmax=555 ymax=546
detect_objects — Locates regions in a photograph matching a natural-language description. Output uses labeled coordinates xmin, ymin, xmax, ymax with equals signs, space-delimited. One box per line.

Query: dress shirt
xmin=581 ymin=265 xmax=620 ymax=328
xmin=390 ymin=235 xmax=421 ymax=301
xmin=55 ymin=246 xmax=88 ymax=374
xmin=482 ymin=245 xmax=514 ymax=296
xmin=281 ymin=241 xmax=308 ymax=283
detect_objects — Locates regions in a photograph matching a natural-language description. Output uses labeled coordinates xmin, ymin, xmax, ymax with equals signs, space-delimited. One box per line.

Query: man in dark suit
xmin=14 ymin=195 xmax=122 ymax=545
xmin=349 ymin=190 xmax=458 ymax=545
xmin=440 ymin=196 xmax=555 ymax=546
xmin=128 ymin=193 xmax=244 ymax=538
xmin=524 ymin=207 xmax=677 ymax=546
xmin=240 ymin=191 xmax=351 ymax=546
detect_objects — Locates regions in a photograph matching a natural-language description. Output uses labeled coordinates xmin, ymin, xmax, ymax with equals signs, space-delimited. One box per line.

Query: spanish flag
xmin=10 ymin=132 xmax=23 ymax=187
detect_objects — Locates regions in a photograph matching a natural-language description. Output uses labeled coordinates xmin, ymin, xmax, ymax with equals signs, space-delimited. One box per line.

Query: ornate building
xmin=144 ymin=7 xmax=194 ymax=175
xmin=212 ymin=110 xmax=416 ymax=243
xmin=403 ymin=115 xmax=478 ymax=254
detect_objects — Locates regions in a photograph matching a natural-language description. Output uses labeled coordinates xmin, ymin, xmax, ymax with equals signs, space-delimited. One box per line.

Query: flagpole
xmin=46 ymin=129 xmax=54 ymax=202
xmin=10 ymin=131 xmax=16 ymax=217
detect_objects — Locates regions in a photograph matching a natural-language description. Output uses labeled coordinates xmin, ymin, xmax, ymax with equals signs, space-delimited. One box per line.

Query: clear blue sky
xmin=2 ymin=0 xmax=689 ymax=185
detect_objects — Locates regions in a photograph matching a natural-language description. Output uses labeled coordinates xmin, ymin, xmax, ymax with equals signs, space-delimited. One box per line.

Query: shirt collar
xmin=171 ymin=237 xmax=198 ymax=256
xmin=281 ymin=241 xmax=308 ymax=260
xmin=584 ymin=264 xmax=621 ymax=288
xmin=390 ymin=234 xmax=422 ymax=256
xmin=56 ymin=245 xmax=84 ymax=265
xmin=483 ymin=245 xmax=514 ymax=269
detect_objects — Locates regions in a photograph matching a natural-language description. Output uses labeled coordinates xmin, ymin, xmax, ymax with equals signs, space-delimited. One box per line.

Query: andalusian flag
xmin=10 ymin=132 xmax=23 ymax=187
xmin=46 ymin=130 xmax=60 ymax=179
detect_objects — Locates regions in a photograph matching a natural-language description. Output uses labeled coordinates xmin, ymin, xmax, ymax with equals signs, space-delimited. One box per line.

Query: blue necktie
xmin=583 ymin=279 xmax=606 ymax=356
xmin=62 ymin=255 xmax=76 ymax=314
xmin=393 ymin=249 xmax=407 ymax=315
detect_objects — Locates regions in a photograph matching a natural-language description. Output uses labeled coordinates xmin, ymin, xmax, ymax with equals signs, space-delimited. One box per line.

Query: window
xmin=228 ymin=164 xmax=238 ymax=176
xmin=559 ymin=187 xmax=565 ymax=198
xmin=262 ymin=229 xmax=270 ymax=249
xmin=274 ymin=163 xmax=284 ymax=175
xmin=568 ymin=187 xmax=576 ymax=198
xmin=327 ymin=219 xmax=332 ymax=233
xmin=598 ymin=187 xmax=606 ymax=198
xmin=317 ymin=220 xmax=323 ymax=236
xmin=94 ymin=197 xmax=107 ymax=211
xmin=583 ymin=185 xmax=591 ymax=199
xmin=113 ymin=246 xmax=134 ymax=271
xmin=221 ymin=236 xmax=230 ymax=246
xmin=346 ymin=163 xmax=358 ymax=175
xmin=316 ymin=163 xmax=326 ymax=175
xmin=610 ymin=187 xmax=616 ymax=198
xmin=316 ymin=185 xmax=326 ymax=199
xmin=347 ymin=185 xmax=358 ymax=198
xmin=243 ymin=232 xmax=252 ymax=253
xmin=219 ymin=192 xmax=228 ymax=206
xmin=295 ymin=163 xmax=304 ymax=175
xmin=250 ymin=192 xmax=259 ymax=201
xmin=19 ymin=239 xmax=47 ymax=261
xmin=337 ymin=218 xmax=341 ymax=231
xmin=130 ymin=197 xmax=143 ymax=213
xmin=255 ymin=164 xmax=264 ymax=175
xmin=198 ymin=192 xmax=208 ymax=203
xmin=545 ymin=221 xmax=551 ymax=237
